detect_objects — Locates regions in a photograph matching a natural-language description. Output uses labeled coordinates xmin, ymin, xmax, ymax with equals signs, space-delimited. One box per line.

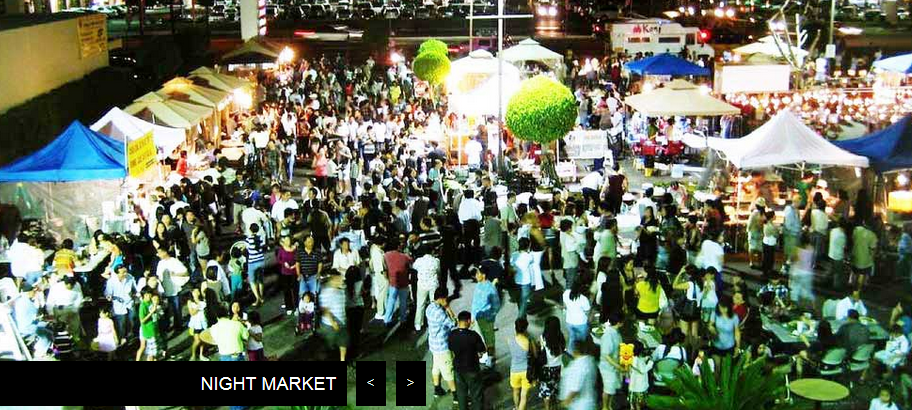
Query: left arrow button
xmin=367 ymin=379 xmax=374 ymax=386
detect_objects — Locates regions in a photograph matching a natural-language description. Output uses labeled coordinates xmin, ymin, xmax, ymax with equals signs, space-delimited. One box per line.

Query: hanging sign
xmin=128 ymin=131 xmax=157 ymax=177
xmin=77 ymin=14 xmax=107 ymax=59
xmin=564 ymin=130 xmax=609 ymax=159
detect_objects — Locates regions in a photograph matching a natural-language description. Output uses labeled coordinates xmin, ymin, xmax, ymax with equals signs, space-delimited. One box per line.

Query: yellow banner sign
xmin=128 ymin=132 xmax=157 ymax=177
xmin=77 ymin=14 xmax=107 ymax=59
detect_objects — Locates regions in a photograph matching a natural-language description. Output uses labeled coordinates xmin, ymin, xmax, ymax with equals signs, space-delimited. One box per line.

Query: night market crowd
xmin=2 ymin=52 xmax=911 ymax=410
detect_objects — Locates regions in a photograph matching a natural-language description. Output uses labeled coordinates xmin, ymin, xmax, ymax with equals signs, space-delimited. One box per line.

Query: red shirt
xmin=176 ymin=157 xmax=188 ymax=176
xmin=733 ymin=303 xmax=748 ymax=323
xmin=277 ymin=247 xmax=298 ymax=276
xmin=538 ymin=212 xmax=554 ymax=229
xmin=384 ymin=251 xmax=413 ymax=289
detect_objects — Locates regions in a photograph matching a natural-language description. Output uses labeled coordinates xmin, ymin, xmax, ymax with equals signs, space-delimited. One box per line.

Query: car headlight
xmin=548 ymin=6 xmax=557 ymax=16
xmin=537 ymin=5 xmax=546 ymax=15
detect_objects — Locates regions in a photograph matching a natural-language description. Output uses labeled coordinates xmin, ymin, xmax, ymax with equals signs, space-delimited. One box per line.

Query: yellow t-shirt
xmin=636 ymin=281 xmax=660 ymax=314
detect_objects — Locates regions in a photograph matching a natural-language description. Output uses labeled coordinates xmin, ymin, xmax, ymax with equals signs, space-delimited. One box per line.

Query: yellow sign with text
xmin=77 ymin=14 xmax=107 ymax=59
xmin=128 ymin=132 xmax=157 ymax=177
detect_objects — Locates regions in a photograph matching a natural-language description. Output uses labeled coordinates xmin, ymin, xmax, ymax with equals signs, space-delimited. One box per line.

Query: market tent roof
xmin=833 ymin=115 xmax=912 ymax=173
xmin=624 ymin=79 xmax=739 ymax=117
xmin=188 ymin=66 xmax=252 ymax=92
xmin=873 ymin=52 xmax=912 ymax=74
xmin=733 ymin=39 xmax=808 ymax=63
xmin=0 ymin=121 xmax=126 ymax=182
xmin=624 ymin=53 xmax=710 ymax=76
xmin=709 ymin=111 xmax=869 ymax=169
xmin=446 ymin=50 xmax=522 ymax=116
xmin=220 ymin=38 xmax=282 ymax=65
xmin=500 ymin=38 xmax=563 ymax=67
xmin=158 ymin=77 xmax=231 ymax=109
xmin=91 ymin=107 xmax=185 ymax=159
xmin=124 ymin=92 xmax=213 ymax=129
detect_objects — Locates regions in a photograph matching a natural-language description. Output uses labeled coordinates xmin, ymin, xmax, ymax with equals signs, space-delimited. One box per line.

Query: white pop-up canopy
xmin=733 ymin=36 xmax=808 ymax=65
xmin=501 ymin=38 xmax=564 ymax=73
xmin=124 ymin=92 xmax=214 ymax=129
xmin=624 ymin=79 xmax=740 ymax=117
xmin=91 ymin=107 xmax=186 ymax=159
xmin=708 ymin=110 xmax=870 ymax=169
xmin=446 ymin=50 xmax=522 ymax=116
xmin=188 ymin=67 xmax=252 ymax=92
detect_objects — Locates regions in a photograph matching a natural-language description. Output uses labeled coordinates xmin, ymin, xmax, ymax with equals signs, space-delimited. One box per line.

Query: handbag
xmin=658 ymin=286 xmax=670 ymax=311
xmin=526 ymin=341 xmax=546 ymax=381
xmin=675 ymin=282 xmax=700 ymax=318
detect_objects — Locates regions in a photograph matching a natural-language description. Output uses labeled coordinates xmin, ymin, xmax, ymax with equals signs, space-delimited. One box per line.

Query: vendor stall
xmin=124 ymin=92 xmax=213 ymax=156
xmin=0 ymin=121 xmax=129 ymax=243
xmin=500 ymin=38 xmax=566 ymax=80
xmin=91 ymin=107 xmax=185 ymax=160
xmin=873 ymin=52 xmax=912 ymax=74
xmin=157 ymin=77 xmax=231 ymax=146
xmin=624 ymin=53 xmax=711 ymax=77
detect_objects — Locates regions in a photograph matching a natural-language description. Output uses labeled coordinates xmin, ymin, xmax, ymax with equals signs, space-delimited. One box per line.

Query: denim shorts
xmin=247 ymin=259 xmax=265 ymax=284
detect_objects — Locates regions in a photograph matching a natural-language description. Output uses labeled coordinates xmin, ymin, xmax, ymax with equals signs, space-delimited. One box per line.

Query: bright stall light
xmin=390 ymin=51 xmax=404 ymax=64
xmin=687 ymin=6 xmax=695 ymax=14
xmin=277 ymin=46 xmax=295 ymax=65
xmin=899 ymin=173 xmax=909 ymax=187
xmin=537 ymin=5 xmax=546 ymax=15
xmin=234 ymin=89 xmax=253 ymax=110
xmin=548 ymin=6 xmax=557 ymax=16
xmin=714 ymin=8 xmax=724 ymax=17
xmin=725 ymin=8 xmax=735 ymax=17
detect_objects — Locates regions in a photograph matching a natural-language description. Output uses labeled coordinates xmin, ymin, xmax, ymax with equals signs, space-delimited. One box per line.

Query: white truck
xmin=604 ymin=18 xmax=714 ymax=57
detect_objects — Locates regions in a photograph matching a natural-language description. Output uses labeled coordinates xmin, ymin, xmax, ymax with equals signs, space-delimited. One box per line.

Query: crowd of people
xmin=1 ymin=50 xmax=911 ymax=410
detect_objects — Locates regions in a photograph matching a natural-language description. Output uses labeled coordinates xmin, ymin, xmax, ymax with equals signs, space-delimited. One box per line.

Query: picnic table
xmin=761 ymin=313 xmax=888 ymax=345
xmin=789 ymin=378 xmax=849 ymax=410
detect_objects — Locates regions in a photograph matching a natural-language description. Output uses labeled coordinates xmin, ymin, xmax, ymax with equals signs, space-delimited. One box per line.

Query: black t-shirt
xmin=448 ymin=327 xmax=486 ymax=373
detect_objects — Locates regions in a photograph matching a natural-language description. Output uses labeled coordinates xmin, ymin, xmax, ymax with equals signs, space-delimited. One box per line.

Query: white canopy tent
xmin=500 ymin=38 xmax=566 ymax=78
xmin=733 ymin=37 xmax=808 ymax=66
xmin=188 ymin=67 xmax=252 ymax=92
xmin=91 ymin=107 xmax=185 ymax=160
xmin=124 ymin=92 xmax=213 ymax=129
xmin=705 ymin=111 xmax=870 ymax=169
xmin=446 ymin=49 xmax=522 ymax=116
xmin=624 ymin=79 xmax=740 ymax=117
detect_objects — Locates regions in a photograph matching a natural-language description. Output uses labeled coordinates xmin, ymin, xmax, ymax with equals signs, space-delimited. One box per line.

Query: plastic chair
xmin=848 ymin=343 xmax=875 ymax=372
xmin=818 ymin=347 xmax=847 ymax=377
xmin=822 ymin=299 xmax=839 ymax=319
xmin=653 ymin=358 xmax=682 ymax=387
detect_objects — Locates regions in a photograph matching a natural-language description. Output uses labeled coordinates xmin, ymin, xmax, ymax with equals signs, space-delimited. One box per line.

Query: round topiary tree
xmin=506 ymin=75 xmax=577 ymax=187
xmin=417 ymin=39 xmax=449 ymax=57
xmin=412 ymin=51 xmax=451 ymax=102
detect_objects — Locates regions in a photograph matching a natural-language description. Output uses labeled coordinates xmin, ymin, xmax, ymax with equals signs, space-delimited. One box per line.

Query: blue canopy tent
xmin=833 ymin=115 xmax=912 ymax=173
xmin=624 ymin=53 xmax=711 ymax=76
xmin=872 ymin=52 xmax=912 ymax=74
xmin=0 ymin=120 xmax=126 ymax=182
xmin=0 ymin=121 xmax=129 ymax=243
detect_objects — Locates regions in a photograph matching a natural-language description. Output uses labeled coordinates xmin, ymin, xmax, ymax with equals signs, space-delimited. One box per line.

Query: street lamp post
xmin=466 ymin=4 xmax=532 ymax=173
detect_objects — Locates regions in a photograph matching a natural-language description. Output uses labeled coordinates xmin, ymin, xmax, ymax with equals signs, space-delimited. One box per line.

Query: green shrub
xmin=412 ymin=51 xmax=451 ymax=86
xmin=505 ymin=75 xmax=577 ymax=144
xmin=417 ymin=39 xmax=449 ymax=57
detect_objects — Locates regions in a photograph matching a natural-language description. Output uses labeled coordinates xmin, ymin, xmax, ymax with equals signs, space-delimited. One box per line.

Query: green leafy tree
xmin=505 ymin=75 xmax=577 ymax=186
xmin=417 ymin=39 xmax=449 ymax=57
xmin=411 ymin=51 xmax=451 ymax=86
xmin=647 ymin=355 xmax=806 ymax=410
xmin=505 ymin=75 xmax=577 ymax=144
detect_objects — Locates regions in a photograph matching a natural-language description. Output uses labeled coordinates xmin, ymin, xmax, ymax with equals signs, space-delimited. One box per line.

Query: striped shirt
xmin=297 ymin=248 xmax=323 ymax=278
xmin=417 ymin=229 xmax=443 ymax=255
xmin=246 ymin=236 xmax=265 ymax=263
xmin=320 ymin=287 xmax=347 ymax=327
xmin=426 ymin=302 xmax=454 ymax=353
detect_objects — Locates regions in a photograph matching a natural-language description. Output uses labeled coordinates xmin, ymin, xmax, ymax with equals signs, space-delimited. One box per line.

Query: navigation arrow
xmin=367 ymin=379 xmax=374 ymax=387
xmin=407 ymin=379 xmax=414 ymax=387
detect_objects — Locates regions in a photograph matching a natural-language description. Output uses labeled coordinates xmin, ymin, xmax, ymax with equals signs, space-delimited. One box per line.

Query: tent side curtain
xmin=91 ymin=107 xmax=185 ymax=160
xmin=833 ymin=115 xmax=912 ymax=172
xmin=0 ymin=121 xmax=126 ymax=183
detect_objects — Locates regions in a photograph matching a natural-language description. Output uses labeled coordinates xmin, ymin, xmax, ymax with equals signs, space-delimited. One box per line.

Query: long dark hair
xmin=345 ymin=266 xmax=361 ymax=299
xmin=569 ymin=278 xmax=587 ymax=301
xmin=645 ymin=265 xmax=660 ymax=291
xmin=542 ymin=316 xmax=566 ymax=356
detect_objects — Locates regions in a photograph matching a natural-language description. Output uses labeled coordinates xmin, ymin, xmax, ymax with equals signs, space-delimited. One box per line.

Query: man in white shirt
xmin=835 ymin=290 xmax=868 ymax=320
xmin=241 ymin=201 xmax=270 ymax=240
xmin=458 ymin=189 xmax=485 ymax=258
xmin=464 ymin=137 xmax=484 ymax=170
xmin=412 ymin=249 xmax=441 ymax=332
xmin=46 ymin=275 xmax=85 ymax=343
xmin=156 ymin=247 xmax=190 ymax=332
xmin=271 ymin=189 xmax=300 ymax=221
xmin=252 ymin=127 xmax=270 ymax=150
xmin=281 ymin=110 xmax=297 ymax=138
xmin=580 ymin=170 xmax=603 ymax=207
xmin=7 ymin=236 xmax=45 ymax=283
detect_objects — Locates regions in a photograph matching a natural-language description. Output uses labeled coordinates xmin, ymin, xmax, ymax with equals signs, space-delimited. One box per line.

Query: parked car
xmin=416 ymin=4 xmax=434 ymax=18
xmin=382 ymin=6 xmax=400 ymax=18
xmin=335 ymin=6 xmax=353 ymax=19
xmin=310 ymin=4 xmax=328 ymax=18
xmin=355 ymin=2 xmax=375 ymax=18
xmin=400 ymin=4 xmax=415 ymax=18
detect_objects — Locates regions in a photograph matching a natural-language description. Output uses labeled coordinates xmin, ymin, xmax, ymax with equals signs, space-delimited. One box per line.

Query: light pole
xmin=466 ymin=3 xmax=532 ymax=172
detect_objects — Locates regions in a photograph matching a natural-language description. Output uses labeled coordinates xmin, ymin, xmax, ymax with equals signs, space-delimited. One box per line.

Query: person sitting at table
xmin=795 ymin=320 xmax=838 ymax=377
xmin=874 ymin=325 xmax=910 ymax=374
xmin=757 ymin=274 xmax=790 ymax=314
xmin=836 ymin=309 xmax=871 ymax=356
xmin=869 ymin=385 xmax=901 ymax=410
xmin=836 ymin=290 xmax=868 ymax=321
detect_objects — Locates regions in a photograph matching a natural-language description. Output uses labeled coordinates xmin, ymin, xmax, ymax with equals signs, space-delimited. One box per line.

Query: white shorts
xmin=598 ymin=363 xmax=621 ymax=395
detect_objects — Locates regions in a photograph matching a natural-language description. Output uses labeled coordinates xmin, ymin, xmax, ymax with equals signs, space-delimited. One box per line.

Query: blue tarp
xmin=624 ymin=53 xmax=711 ymax=76
xmin=872 ymin=52 xmax=912 ymax=74
xmin=0 ymin=120 xmax=127 ymax=182
xmin=833 ymin=115 xmax=912 ymax=173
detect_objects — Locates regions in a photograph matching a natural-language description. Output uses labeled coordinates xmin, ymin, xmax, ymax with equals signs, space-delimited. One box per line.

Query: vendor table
xmin=761 ymin=313 xmax=888 ymax=345
xmin=590 ymin=322 xmax=662 ymax=350
xmin=789 ymin=378 xmax=849 ymax=410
